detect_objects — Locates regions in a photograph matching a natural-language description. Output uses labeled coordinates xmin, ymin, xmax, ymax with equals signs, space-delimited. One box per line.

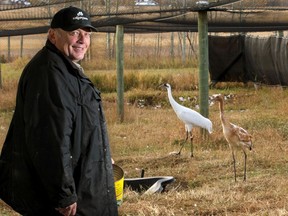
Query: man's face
xmin=50 ymin=28 xmax=91 ymax=62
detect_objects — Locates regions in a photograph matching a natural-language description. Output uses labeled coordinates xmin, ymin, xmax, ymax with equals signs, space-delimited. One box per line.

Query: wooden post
xmin=0 ymin=63 xmax=2 ymax=89
xmin=182 ymin=32 xmax=186 ymax=65
xmin=106 ymin=0 xmax=112 ymax=59
xmin=170 ymin=32 xmax=174 ymax=60
xmin=20 ymin=35 xmax=23 ymax=58
xmin=116 ymin=25 xmax=124 ymax=122
xmin=106 ymin=33 xmax=112 ymax=59
xmin=8 ymin=36 xmax=11 ymax=62
xmin=130 ymin=33 xmax=135 ymax=58
xmin=198 ymin=9 xmax=209 ymax=136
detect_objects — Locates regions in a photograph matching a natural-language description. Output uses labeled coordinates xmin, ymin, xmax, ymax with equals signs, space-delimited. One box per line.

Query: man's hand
xmin=56 ymin=202 xmax=77 ymax=216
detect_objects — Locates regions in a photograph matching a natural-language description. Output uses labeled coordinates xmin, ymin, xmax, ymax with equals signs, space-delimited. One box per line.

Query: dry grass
xmin=2 ymin=68 xmax=288 ymax=215
xmin=105 ymin=86 xmax=288 ymax=216
xmin=1 ymin=29 xmax=288 ymax=214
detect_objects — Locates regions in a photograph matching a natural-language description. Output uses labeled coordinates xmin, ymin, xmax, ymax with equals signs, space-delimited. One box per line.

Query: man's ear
xmin=48 ymin=29 xmax=57 ymax=44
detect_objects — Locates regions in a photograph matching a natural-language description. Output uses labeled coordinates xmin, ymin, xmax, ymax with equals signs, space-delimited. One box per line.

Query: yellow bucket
xmin=113 ymin=164 xmax=124 ymax=206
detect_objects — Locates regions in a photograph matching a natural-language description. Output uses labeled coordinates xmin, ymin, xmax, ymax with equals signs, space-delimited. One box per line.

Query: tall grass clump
xmin=87 ymin=68 xmax=199 ymax=93
xmin=90 ymin=72 xmax=117 ymax=92
xmin=82 ymin=54 xmax=198 ymax=70
xmin=0 ymin=63 xmax=21 ymax=111
xmin=11 ymin=57 xmax=31 ymax=70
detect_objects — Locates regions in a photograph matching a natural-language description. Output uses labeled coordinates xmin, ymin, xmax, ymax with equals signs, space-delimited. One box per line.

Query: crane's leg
xmin=243 ymin=150 xmax=247 ymax=181
xmin=189 ymin=131 xmax=194 ymax=158
xmin=177 ymin=131 xmax=189 ymax=155
xmin=231 ymin=151 xmax=237 ymax=182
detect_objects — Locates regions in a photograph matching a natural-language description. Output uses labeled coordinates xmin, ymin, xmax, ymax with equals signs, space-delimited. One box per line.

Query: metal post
xmin=116 ymin=25 xmax=124 ymax=122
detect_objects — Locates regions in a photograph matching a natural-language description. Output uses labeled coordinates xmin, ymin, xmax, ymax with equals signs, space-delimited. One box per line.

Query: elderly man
xmin=0 ymin=6 xmax=118 ymax=216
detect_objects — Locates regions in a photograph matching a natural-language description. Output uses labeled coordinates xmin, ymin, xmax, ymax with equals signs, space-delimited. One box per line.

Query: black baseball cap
xmin=50 ymin=6 xmax=97 ymax=31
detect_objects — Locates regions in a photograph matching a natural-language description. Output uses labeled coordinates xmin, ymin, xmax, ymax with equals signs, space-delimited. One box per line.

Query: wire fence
xmin=1 ymin=0 xmax=288 ymax=36
xmin=0 ymin=32 xmax=201 ymax=65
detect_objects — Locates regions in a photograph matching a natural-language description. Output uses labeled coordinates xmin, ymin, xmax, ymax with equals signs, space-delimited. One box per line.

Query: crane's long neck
xmin=218 ymin=98 xmax=227 ymax=125
xmin=167 ymin=87 xmax=180 ymax=111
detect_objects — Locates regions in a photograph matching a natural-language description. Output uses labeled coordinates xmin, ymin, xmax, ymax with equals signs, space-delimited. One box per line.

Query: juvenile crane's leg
xmin=231 ymin=150 xmax=237 ymax=182
xmin=243 ymin=150 xmax=247 ymax=181
xmin=189 ymin=131 xmax=194 ymax=158
xmin=177 ymin=131 xmax=189 ymax=155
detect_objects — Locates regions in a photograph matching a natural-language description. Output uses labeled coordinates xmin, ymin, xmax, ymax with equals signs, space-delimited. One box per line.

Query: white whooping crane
xmin=161 ymin=83 xmax=212 ymax=157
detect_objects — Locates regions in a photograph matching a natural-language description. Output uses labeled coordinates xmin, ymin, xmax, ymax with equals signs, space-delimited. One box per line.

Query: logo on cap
xmin=73 ymin=11 xmax=88 ymax=21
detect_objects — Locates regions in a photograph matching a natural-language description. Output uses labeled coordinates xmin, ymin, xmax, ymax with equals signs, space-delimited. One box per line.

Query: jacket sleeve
xmin=21 ymin=59 xmax=78 ymax=208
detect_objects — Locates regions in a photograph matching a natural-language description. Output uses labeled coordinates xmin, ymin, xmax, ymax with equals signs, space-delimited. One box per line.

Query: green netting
xmin=209 ymin=35 xmax=288 ymax=86
xmin=1 ymin=0 xmax=288 ymax=36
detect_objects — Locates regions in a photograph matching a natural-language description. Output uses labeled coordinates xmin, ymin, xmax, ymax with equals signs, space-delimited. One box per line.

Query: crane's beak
xmin=210 ymin=94 xmax=220 ymax=101
xmin=158 ymin=83 xmax=165 ymax=89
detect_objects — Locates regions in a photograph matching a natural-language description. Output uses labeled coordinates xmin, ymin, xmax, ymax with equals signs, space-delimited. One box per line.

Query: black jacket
xmin=0 ymin=40 xmax=118 ymax=216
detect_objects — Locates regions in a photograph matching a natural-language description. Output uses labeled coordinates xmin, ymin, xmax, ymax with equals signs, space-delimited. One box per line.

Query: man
xmin=0 ymin=6 xmax=118 ymax=216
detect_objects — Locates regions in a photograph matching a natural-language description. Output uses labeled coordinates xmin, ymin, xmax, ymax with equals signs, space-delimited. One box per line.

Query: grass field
xmin=1 ymin=63 xmax=288 ymax=215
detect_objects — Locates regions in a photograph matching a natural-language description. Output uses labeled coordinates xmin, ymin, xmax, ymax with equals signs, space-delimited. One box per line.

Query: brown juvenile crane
xmin=212 ymin=94 xmax=252 ymax=181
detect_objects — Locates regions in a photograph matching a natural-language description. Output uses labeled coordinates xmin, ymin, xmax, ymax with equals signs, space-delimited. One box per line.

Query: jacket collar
xmin=45 ymin=40 xmax=99 ymax=95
